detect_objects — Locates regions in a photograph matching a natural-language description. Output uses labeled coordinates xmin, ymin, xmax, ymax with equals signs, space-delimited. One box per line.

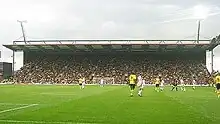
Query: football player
xmin=215 ymin=73 xmax=220 ymax=98
xmin=155 ymin=75 xmax=161 ymax=92
xmin=129 ymin=73 xmax=137 ymax=97
xmin=137 ymin=74 xmax=144 ymax=97
xmin=180 ymin=78 xmax=186 ymax=92
xmin=100 ymin=77 xmax=104 ymax=87
xmin=171 ymin=79 xmax=178 ymax=91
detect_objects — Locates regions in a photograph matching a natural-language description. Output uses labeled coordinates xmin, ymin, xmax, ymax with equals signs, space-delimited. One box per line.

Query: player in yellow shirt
xmin=214 ymin=73 xmax=220 ymax=98
xmin=154 ymin=75 xmax=161 ymax=92
xmin=129 ymin=73 xmax=137 ymax=97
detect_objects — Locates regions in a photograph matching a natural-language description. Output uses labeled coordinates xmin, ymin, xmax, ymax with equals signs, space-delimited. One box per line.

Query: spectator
xmin=13 ymin=54 xmax=210 ymax=85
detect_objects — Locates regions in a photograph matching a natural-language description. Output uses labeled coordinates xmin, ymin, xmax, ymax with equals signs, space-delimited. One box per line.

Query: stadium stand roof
xmin=3 ymin=39 xmax=219 ymax=52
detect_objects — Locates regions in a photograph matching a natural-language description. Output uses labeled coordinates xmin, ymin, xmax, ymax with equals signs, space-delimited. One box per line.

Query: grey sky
xmin=0 ymin=0 xmax=220 ymax=71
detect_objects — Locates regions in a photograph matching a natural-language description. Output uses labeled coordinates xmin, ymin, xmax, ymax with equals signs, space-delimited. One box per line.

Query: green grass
xmin=0 ymin=85 xmax=219 ymax=124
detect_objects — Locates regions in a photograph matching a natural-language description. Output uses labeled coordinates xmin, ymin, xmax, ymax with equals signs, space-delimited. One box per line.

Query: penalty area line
xmin=0 ymin=120 xmax=95 ymax=124
xmin=0 ymin=104 xmax=38 ymax=114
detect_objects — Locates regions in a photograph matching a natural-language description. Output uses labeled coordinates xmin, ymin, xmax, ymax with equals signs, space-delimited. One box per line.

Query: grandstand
xmin=3 ymin=39 xmax=219 ymax=84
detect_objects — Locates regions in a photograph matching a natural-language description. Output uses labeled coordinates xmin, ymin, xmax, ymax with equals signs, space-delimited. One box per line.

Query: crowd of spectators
xmin=13 ymin=54 xmax=211 ymax=85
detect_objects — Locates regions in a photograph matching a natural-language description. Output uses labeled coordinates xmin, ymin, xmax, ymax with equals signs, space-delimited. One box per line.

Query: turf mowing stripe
xmin=40 ymin=93 xmax=76 ymax=96
xmin=0 ymin=103 xmax=34 ymax=106
xmin=0 ymin=104 xmax=38 ymax=114
xmin=0 ymin=120 xmax=95 ymax=124
xmin=163 ymin=90 xmax=220 ymax=121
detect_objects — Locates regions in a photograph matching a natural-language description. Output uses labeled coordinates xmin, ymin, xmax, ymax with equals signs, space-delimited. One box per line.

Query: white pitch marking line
xmin=0 ymin=120 xmax=94 ymax=124
xmin=0 ymin=104 xmax=38 ymax=114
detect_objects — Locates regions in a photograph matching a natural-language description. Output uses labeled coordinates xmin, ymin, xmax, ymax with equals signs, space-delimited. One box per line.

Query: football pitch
xmin=0 ymin=85 xmax=219 ymax=124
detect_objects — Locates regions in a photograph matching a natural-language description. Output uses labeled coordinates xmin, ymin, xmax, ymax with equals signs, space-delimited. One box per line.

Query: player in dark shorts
xmin=215 ymin=74 xmax=220 ymax=98
xmin=171 ymin=80 xmax=178 ymax=91
xmin=129 ymin=84 xmax=136 ymax=91
xmin=78 ymin=78 xmax=83 ymax=89
xmin=154 ymin=75 xmax=161 ymax=92
xmin=129 ymin=73 xmax=137 ymax=97
xmin=217 ymin=83 xmax=220 ymax=90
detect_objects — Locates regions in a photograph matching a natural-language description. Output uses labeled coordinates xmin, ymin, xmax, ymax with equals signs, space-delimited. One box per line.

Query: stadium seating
xmin=13 ymin=54 xmax=211 ymax=85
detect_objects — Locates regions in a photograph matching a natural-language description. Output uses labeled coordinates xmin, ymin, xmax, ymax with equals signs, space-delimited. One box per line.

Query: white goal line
xmin=0 ymin=104 xmax=38 ymax=114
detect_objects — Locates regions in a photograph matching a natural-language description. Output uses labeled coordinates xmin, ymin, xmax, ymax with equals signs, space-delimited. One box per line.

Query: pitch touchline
xmin=0 ymin=104 xmax=38 ymax=114
xmin=0 ymin=120 xmax=95 ymax=124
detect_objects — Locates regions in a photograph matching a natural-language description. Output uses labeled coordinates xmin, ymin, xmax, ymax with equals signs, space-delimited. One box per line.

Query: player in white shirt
xmin=160 ymin=80 xmax=164 ymax=91
xmin=82 ymin=77 xmax=86 ymax=89
xmin=192 ymin=79 xmax=196 ymax=90
xmin=137 ymin=75 xmax=144 ymax=97
xmin=100 ymin=78 xmax=104 ymax=87
xmin=180 ymin=79 xmax=186 ymax=92
xmin=137 ymin=75 xmax=142 ymax=84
